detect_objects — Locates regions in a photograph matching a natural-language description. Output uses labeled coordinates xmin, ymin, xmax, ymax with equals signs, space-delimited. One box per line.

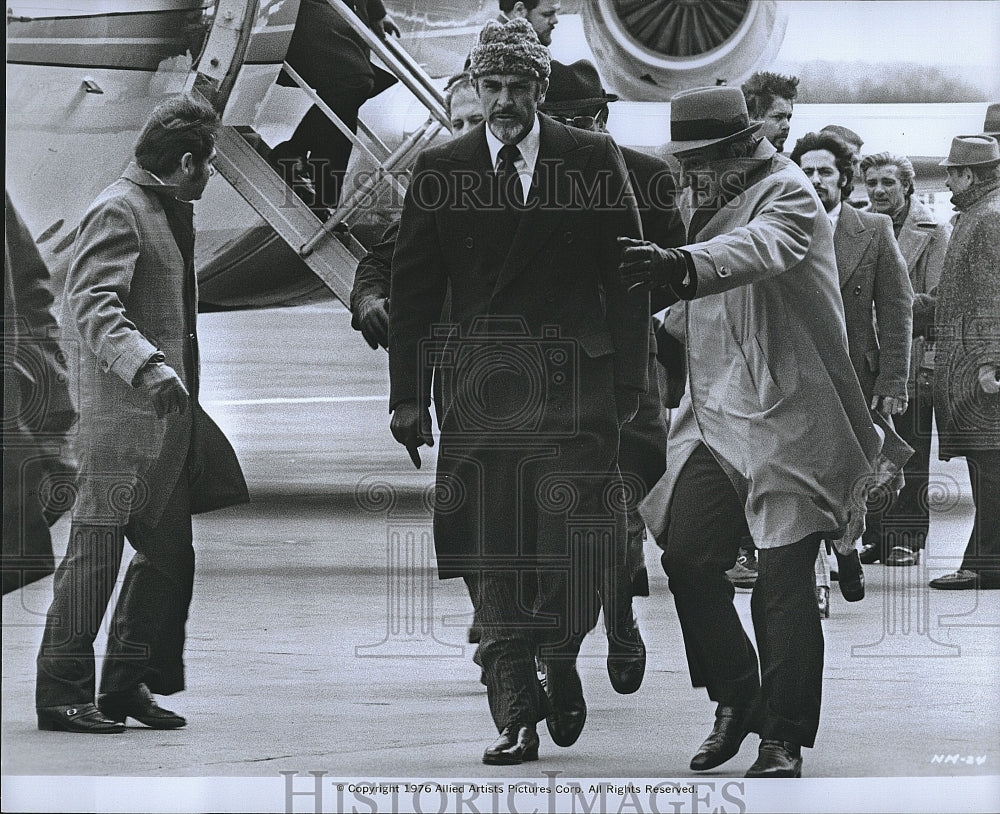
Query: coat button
xmin=563 ymin=232 xmax=573 ymax=244
xmin=464 ymin=237 xmax=474 ymax=249
xmin=854 ymin=285 xmax=862 ymax=295
xmin=717 ymin=264 xmax=731 ymax=278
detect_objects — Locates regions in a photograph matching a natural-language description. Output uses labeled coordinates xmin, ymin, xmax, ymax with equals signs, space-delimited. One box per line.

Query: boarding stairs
xmin=194 ymin=0 xmax=450 ymax=305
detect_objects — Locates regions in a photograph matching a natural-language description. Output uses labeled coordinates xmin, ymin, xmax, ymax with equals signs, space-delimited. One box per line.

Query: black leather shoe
xmin=929 ymin=569 xmax=979 ymax=590
xmin=98 ymin=683 xmax=186 ymax=729
xmin=37 ymin=703 xmax=125 ymax=734
xmin=885 ymin=546 xmax=920 ymax=566
xmin=690 ymin=705 xmax=751 ymax=771
xmin=745 ymin=739 xmax=803 ymax=777
xmin=542 ymin=660 xmax=587 ymax=747
xmin=482 ymin=724 xmax=539 ymax=765
xmin=834 ymin=549 xmax=865 ymax=602
xmin=607 ymin=615 xmax=646 ymax=694
xmin=858 ymin=543 xmax=882 ymax=565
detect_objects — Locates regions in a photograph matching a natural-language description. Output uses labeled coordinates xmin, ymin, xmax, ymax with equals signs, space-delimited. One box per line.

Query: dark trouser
xmin=273 ymin=81 xmax=373 ymax=210
xmin=661 ymin=444 xmax=824 ymax=747
xmin=617 ymin=350 xmax=667 ymax=597
xmin=873 ymin=398 xmax=933 ymax=554
xmin=960 ymin=449 xmax=1000 ymax=583
xmin=465 ymin=553 xmax=603 ymax=732
xmin=36 ymin=474 xmax=194 ymax=707
xmin=2 ymin=441 xmax=56 ymax=595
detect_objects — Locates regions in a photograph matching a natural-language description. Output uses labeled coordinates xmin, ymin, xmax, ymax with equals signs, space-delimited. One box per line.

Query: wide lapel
xmin=441 ymin=123 xmax=494 ymax=246
xmin=490 ymin=115 xmax=583 ymax=297
xmin=833 ymin=204 xmax=872 ymax=290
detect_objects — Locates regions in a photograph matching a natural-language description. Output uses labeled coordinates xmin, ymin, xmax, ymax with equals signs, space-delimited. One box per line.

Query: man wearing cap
xmin=624 ymin=86 xmax=880 ymax=777
xmin=539 ymin=58 xmax=685 ymax=696
xmin=928 ymin=135 xmax=1000 ymax=591
xmin=857 ymin=151 xmax=951 ymax=567
xmin=388 ymin=19 xmax=646 ymax=764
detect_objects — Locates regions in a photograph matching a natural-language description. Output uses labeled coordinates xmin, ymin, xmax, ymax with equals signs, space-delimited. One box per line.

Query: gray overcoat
xmin=932 ymin=179 xmax=1000 ymax=458
xmin=63 ymin=163 xmax=247 ymax=525
xmin=641 ymin=140 xmax=880 ymax=549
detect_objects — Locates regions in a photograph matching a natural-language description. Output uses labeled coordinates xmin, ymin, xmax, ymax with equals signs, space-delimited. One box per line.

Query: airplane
xmin=6 ymin=0 xmax=996 ymax=312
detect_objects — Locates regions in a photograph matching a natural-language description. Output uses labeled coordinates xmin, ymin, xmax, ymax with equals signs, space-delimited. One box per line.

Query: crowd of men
xmin=4 ymin=0 xmax=998 ymax=782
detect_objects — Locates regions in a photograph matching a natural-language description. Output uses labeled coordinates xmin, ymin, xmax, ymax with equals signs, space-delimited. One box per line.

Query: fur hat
xmin=468 ymin=18 xmax=551 ymax=81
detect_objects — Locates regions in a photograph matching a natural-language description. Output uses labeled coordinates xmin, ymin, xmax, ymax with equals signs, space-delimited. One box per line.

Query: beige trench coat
xmin=641 ymin=140 xmax=880 ymax=548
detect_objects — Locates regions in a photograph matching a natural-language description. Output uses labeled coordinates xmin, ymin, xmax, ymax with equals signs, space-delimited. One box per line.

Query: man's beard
xmin=489 ymin=115 xmax=530 ymax=144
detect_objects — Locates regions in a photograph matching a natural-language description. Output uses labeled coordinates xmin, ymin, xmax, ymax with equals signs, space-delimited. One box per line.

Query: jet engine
xmin=581 ymin=0 xmax=787 ymax=100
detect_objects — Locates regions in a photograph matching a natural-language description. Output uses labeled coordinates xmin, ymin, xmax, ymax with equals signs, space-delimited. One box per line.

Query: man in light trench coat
xmin=621 ymin=86 xmax=881 ymax=777
xmin=35 ymin=94 xmax=249 ymax=734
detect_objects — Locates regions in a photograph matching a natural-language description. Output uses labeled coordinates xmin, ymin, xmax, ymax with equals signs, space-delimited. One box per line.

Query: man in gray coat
xmin=928 ymin=135 xmax=1000 ymax=591
xmin=624 ymin=87 xmax=880 ymax=777
xmin=35 ymin=95 xmax=248 ymax=733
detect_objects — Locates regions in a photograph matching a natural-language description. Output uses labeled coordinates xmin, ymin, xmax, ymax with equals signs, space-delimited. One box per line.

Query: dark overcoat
xmin=389 ymin=115 xmax=647 ymax=578
xmin=63 ymin=163 xmax=247 ymax=526
xmin=933 ymin=180 xmax=1000 ymax=458
xmin=833 ymin=204 xmax=913 ymax=402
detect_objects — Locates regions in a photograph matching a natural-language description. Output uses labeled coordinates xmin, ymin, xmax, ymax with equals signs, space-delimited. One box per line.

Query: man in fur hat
xmin=388 ymin=18 xmax=646 ymax=764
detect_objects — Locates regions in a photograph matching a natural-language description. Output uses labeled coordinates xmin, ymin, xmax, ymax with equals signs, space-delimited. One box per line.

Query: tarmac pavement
xmin=2 ymin=303 xmax=998 ymax=813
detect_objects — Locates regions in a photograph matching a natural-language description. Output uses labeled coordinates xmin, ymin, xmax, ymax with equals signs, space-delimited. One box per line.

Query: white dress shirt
xmin=485 ymin=115 xmax=540 ymax=203
xmin=827 ymin=200 xmax=843 ymax=231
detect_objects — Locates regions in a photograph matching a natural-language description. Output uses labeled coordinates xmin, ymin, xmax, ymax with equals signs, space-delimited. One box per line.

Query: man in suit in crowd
xmin=388 ymin=19 xmax=647 ymax=764
xmin=790 ymin=131 xmax=913 ymax=613
xmin=858 ymin=151 xmax=950 ymax=566
xmin=819 ymin=124 xmax=868 ymax=208
xmin=35 ymin=95 xmax=249 ymax=734
xmin=538 ymin=58 xmax=686 ymax=692
xmin=626 ymin=87 xmax=880 ymax=776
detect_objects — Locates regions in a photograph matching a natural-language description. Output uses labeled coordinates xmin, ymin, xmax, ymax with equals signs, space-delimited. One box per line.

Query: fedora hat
xmin=539 ymin=60 xmax=619 ymax=113
xmin=983 ymin=102 xmax=1000 ymax=138
xmin=938 ymin=135 xmax=1000 ymax=167
xmin=661 ymin=86 xmax=761 ymax=155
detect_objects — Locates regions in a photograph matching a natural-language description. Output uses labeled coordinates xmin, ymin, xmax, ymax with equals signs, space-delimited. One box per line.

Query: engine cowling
xmin=581 ymin=0 xmax=787 ymax=101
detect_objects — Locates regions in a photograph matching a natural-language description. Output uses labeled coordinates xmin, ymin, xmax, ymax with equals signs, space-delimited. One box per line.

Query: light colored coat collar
xmin=895 ymin=198 xmax=935 ymax=271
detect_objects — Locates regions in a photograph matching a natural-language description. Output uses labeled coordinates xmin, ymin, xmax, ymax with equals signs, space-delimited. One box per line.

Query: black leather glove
xmin=390 ymin=400 xmax=433 ymax=468
xmin=137 ymin=362 xmax=189 ymax=419
xmin=355 ymin=295 xmax=389 ymax=349
xmin=617 ymin=237 xmax=689 ymax=293
xmin=615 ymin=390 xmax=640 ymax=427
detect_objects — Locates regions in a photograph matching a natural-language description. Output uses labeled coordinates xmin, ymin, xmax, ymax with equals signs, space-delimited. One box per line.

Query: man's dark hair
xmin=741 ymin=71 xmax=799 ymax=118
xmin=790 ymin=131 xmax=855 ymax=193
xmin=500 ymin=0 xmax=539 ymax=11
xmin=820 ymin=124 xmax=863 ymax=151
xmin=135 ymin=94 xmax=220 ymax=177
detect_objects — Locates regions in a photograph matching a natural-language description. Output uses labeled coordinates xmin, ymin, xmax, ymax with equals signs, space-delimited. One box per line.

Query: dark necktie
xmin=497 ymin=144 xmax=525 ymax=207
